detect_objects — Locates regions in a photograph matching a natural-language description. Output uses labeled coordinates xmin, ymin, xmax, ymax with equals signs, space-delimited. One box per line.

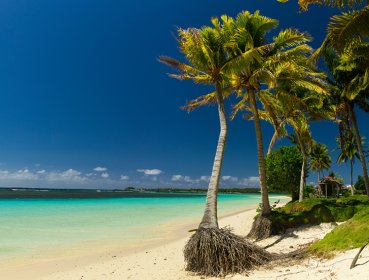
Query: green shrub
xmin=268 ymin=196 xmax=369 ymax=233
xmin=309 ymin=207 xmax=369 ymax=257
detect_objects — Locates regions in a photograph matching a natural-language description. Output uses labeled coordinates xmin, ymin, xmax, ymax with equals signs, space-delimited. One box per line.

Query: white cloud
xmin=120 ymin=175 xmax=129 ymax=180
xmin=172 ymin=175 xmax=183 ymax=181
xmin=248 ymin=176 xmax=259 ymax=183
xmin=37 ymin=170 xmax=46 ymax=174
xmin=200 ymin=176 xmax=210 ymax=182
xmin=94 ymin=167 xmax=107 ymax=172
xmin=137 ymin=169 xmax=163 ymax=176
xmin=0 ymin=169 xmax=38 ymax=180
xmin=171 ymin=175 xmax=193 ymax=182
xmin=46 ymin=169 xmax=87 ymax=182
xmin=101 ymin=172 xmax=109 ymax=178
xmin=237 ymin=176 xmax=260 ymax=187
xmin=222 ymin=176 xmax=238 ymax=182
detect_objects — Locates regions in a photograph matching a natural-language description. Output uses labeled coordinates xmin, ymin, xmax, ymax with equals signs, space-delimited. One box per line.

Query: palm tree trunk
xmin=249 ymin=89 xmax=271 ymax=215
xmin=348 ymin=103 xmax=369 ymax=198
xmin=296 ymin=134 xmax=306 ymax=202
xmin=267 ymin=129 xmax=278 ymax=156
xmin=199 ymin=83 xmax=228 ymax=229
xmin=318 ymin=170 xmax=321 ymax=183
xmin=350 ymin=159 xmax=354 ymax=195
xmin=299 ymin=152 xmax=307 ymax=202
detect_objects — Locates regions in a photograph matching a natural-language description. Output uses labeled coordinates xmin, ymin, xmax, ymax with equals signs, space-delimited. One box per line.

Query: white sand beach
xmin=1 ymin=207 xmax=368 ymax=280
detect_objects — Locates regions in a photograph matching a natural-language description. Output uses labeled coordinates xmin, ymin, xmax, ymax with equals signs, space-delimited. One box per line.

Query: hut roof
xmin=318 ymin=176 xmax=343 ymax=186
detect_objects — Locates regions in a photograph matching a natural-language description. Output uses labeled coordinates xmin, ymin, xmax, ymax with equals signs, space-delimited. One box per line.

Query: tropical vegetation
xmin=159 ymin=0 xmax=369 ymax=275
xmin=310 ymin=143 xmax=332 ymax=182
xmin=265 ymin=146 xmax=304 ymax=201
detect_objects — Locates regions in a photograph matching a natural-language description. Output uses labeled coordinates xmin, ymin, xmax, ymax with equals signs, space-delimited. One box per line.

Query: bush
xmin=266 ymin=146 xmax=307 ymax=201
xmin=309 ymin=206 xmax=369 ymax=257
xmin=267 ymin=196 xmax=369 ymax=233
xmin=304 ymin=184 xmax=315 ymax=197
xmin=354 ymin=176 xmax=367 ymax=194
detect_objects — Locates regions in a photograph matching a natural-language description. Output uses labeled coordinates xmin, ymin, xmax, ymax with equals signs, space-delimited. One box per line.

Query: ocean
xmin=0 ymin=193 xmax=288 ymax=260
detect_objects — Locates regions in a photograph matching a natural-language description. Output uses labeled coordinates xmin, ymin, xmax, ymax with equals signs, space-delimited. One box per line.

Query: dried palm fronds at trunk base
xmin=184 ymin=227 xmax=275 ymax=276
xmin=247 ymin=215 xmax=283 ymax=240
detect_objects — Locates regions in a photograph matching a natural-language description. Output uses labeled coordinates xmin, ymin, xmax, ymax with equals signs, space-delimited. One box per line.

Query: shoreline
xmin=1 ymin=197 xmax=367 ymax=280
xmin=0 ymin=204 xmax=265 ymax=280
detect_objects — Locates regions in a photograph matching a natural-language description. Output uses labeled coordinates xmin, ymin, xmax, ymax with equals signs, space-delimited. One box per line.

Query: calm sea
xmin=0 ymin=193 xmax=287 ymax=260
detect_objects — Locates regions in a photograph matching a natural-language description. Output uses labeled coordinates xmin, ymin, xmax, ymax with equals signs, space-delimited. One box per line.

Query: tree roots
xmin=247 ymin=215 xmax=283 ymax=240
xmin=184 ymin=227 xmax=275 ymax=276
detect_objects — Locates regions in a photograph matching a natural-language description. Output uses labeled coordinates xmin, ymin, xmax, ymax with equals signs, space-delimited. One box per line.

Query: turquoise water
xmin=0 ymin=193 xmax=286 ymax=259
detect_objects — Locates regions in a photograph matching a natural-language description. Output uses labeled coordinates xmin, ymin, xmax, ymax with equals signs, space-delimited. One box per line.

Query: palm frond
xmin=297 ymin=0 xmax=367 ymax=11
xmin=273 ymin=29 xmax=312 ymax=51
xmin=182 ymin=87 xmax=233 ymax=112
xmin=325 ymin=7 xmax=369 ymax=53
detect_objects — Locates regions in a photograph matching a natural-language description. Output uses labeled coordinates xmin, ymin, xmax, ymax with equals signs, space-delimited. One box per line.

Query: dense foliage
xmin=354 ymin=175 xmax=367 ymax=193
xmin=269 ymin=195 xmax=369 ymax=233
xmin=266 ymin=146 xmax=305 ymax=201
xmin=309 ymin=197 xmax=369 ymax=257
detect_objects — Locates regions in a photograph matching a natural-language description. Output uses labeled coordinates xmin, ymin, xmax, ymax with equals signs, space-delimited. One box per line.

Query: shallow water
xmin=0 ymin=193 xmax=287 ymax=259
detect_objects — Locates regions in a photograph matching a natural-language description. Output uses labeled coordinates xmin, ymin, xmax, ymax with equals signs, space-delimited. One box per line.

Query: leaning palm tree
xmin=159 ymin=13 xmax=274 ymax=276
xmin=310 ymin=143 xmax=332 ymax=182
xmin=185 ymin=11 xmax=283 ymax=215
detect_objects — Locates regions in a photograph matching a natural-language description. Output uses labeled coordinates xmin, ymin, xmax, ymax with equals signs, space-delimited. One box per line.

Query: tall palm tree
xmin=279 ymin=0 xmax=369 ymax=197
xmin=185 ymin=11 xmax=283 ymax=216
xmin=321 ymin=47 xmax=369 ymax=197
xmin=310 ymin=143 xmax=332 ymax=182
xmin=336 ymin=132 xmax=360 ymax=194
xmin=273 ymin=65 xmax=333 ymax=201
xmin=243 ymin=61 xmax=332 ymax=202
xmin=159 ymin=13 xmax=274 ymax=275
xmin=229 ymin=25 xmax=316 ymax=214
xmin=180 ymin=12 xmax=322 ymax=239
xmin=159 ymin=26 xmax=228 ymax=231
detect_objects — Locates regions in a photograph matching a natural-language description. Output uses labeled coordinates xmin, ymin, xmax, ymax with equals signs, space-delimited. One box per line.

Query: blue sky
xmin=0 ymin=0 xmax=367 ymax=189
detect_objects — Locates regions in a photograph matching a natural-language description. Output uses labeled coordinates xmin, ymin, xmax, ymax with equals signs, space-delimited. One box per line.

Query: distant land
xmin=0 ymin=187 xmax=285 ymax=199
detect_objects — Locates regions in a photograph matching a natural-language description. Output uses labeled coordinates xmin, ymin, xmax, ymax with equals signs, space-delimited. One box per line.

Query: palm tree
xmin=310 ymin=143 xmax=332 ymax=182
xmin=159 ymin=26 xmax=227 ymax=231
xmin=159 ymin=13 xmax=274 ymax=275
xmin=279 ymin=0 xmax=369 ymax=197
xmin=336 ymin=132 xmax=360 ymax=194
xmin=274 ymin=73 xmax=333 ymax=202
xmin=322 ymin=6 xmax=369 ymax=53
xmin=249 ymin=64 xmax=332 ymax=202
xmin=185 ymin=11 xmax=284 ymax=217
xmin=279 ymin=0 xmax=367 ymax=11
xmin=321 ymin=47 xmax=369 ymax=198
xmin=229 ymin=24 xmax=317 ymax=214
xmin=289 ymin=114 xmax=315 ymax=201
xmin=267 ymin=121 xmax=287 ymax=156
xmin=302 ymin=2 xmax=369 ymax=196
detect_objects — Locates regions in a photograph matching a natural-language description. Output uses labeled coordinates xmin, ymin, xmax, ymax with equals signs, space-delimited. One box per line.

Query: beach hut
xmin=318 ymin=176 xmax=343 ymax=198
